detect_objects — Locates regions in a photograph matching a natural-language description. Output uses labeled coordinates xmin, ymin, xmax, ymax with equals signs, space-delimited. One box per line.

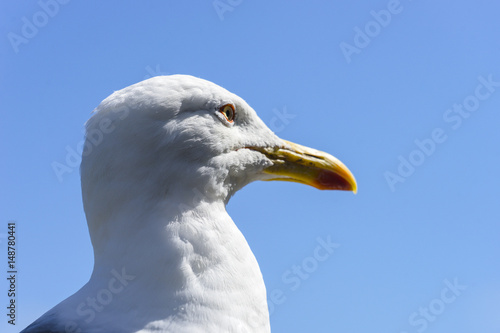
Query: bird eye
xmin=219 ymin=104 xmax=235 ymax=123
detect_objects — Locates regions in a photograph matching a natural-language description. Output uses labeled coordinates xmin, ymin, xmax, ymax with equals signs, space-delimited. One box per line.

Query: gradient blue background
xmin=2 ymin=1 xmax=499 ymax=332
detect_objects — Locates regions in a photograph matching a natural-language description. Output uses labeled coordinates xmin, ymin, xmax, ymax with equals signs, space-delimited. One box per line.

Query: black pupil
xmin=225 ymin=108 xmax=232 ymax=119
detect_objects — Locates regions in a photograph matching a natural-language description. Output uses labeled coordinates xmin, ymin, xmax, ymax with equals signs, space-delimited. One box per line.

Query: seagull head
xmin=81 ymin=75 xmax=356 ymax=231
xmin=21 ymin=75 xmax=357 ymax=333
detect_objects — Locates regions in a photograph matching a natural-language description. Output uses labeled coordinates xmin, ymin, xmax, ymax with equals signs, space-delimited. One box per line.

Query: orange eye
xmin=219 ymin=104 xmax=235 ymax=123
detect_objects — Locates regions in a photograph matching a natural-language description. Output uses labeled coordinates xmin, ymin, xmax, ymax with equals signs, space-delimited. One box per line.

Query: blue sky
xmin=1 ymin=1 xmax=499 ymax=332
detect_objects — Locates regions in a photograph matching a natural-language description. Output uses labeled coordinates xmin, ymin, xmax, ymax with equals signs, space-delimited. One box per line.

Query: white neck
xmin=53 ymin=193 xmax=270 ymax=333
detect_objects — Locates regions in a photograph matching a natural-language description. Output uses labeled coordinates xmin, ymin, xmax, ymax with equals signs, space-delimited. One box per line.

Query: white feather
xmin=23 ymin=75 xmax=285 ymax=333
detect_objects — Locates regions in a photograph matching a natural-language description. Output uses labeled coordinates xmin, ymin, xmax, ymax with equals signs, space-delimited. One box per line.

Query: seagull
xmin=22 ymin=75 xmax=356 ymax=333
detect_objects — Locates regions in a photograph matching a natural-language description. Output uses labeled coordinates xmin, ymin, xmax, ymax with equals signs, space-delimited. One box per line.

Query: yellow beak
xmin=250 ymin=140 xmax=357 ymax=192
